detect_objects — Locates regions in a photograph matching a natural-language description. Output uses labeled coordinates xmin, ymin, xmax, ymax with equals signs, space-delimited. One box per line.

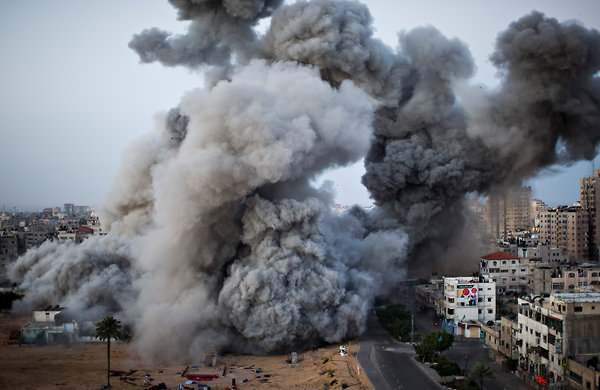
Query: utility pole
xmin=411 ymin=314 xmax=414 ymax=344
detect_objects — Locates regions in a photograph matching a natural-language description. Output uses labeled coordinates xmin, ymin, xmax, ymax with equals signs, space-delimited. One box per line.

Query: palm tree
xmin=95 ymin=315 xmax=122 ymax=388
xmin=469 ymin=362 xmax=494 ymax=389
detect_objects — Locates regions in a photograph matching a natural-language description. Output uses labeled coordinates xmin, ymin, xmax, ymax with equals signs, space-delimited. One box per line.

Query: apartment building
xmin=531 ymin=264 xmax=600 ymax=295
xmin=580 ymin=170 xmax=600 ymax=262
xmin=498 ymin=316 xmax=519 ymax=360
xmin=442 ymin=275 xmax=496 ymax=337
xmin=516 ymin=293 xmax=600 ymax=387
xmin=532 ymin=199 xmax=548 ymax=231
xmin=565 ymin=358 xmax=600 ymax=390
xmin=480 ymin=251 xmax=533 ymax=294
xmin=518 ymin=243 xmax=569 ymax=264
xmin=0 ymin=234 xmax=18 ymax=281
xmin=487 ymin=186 xmax=533 ymax=240
xmin=517 ymin=296 xmax=565 ymax=385
xmin=538 ymin=206 xmax=590 ymax=263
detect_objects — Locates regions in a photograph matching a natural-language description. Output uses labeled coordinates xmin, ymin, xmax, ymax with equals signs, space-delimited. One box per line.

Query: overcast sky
xmin=1 ymin=0 xmax=599 ymax=211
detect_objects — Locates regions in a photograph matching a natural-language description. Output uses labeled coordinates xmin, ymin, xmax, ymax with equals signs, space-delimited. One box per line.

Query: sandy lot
xmin=0 ymin=315 xmax=373 ymax=390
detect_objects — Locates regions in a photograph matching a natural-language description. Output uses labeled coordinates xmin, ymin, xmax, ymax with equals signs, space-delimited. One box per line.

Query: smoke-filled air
xmin=8 ymin=0 xmax=600 ymax=362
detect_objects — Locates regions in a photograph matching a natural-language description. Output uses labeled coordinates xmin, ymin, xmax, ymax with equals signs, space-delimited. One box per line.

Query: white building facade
xmin=480 ymin=251 xmax=533 ymax=294
xmin=443 ymin=275 xmax=496 ymax=337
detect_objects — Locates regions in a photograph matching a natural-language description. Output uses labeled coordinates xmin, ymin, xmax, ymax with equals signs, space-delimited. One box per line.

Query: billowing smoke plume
xmin=9 ymin=236 xmax=136 ymax=319
xmin=9 ymin=0 xmax=600 ymax=362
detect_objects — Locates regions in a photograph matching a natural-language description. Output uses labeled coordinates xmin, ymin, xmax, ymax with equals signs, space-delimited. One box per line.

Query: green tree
xmin=469 ymin=362 xmax=494 ymax=389
xmin=95 ymin=316 xmax=122 ymax=388
xmin=432 ymin=355 xmax=463 ymax=377
xmin=413 ymin=331 xmax=453 ymax=362
xmin=376 ymin=304 xmax=413 ymax=341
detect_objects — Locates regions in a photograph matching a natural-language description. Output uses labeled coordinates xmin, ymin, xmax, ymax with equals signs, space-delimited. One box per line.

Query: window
xmin=488 ymin=309 xmax=493 ymax=313
xmin=448 ymin=308 xmax=454 ymax=315
xmin=487 ymin=297 xmax=492 ymax=302
xmin=575 ymin=306 xmax=583 ymax=312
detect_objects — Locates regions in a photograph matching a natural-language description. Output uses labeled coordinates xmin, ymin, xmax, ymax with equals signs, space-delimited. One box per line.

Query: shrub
xmin=413 ymin=331 xmax=454 ymax=362
xmin=432 ymin=355 xmax=463 ymax=377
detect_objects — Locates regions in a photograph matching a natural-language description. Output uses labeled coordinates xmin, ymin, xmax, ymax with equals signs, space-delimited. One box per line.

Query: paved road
xmin=358 ymin=314 xmax=441 ymax=390
xmin=395 ymin=284 xmax=529 ymax=390
xmin=445 ymin=339 xmax=529 ymax=390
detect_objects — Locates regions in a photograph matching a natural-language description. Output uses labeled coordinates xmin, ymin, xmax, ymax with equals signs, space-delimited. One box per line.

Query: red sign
xmin=536 ymin=376 xmax=546 ymax=386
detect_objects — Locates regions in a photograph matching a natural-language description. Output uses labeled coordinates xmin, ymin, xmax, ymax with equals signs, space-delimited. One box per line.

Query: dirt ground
xmin=0 ymin=315 xmax=373 ymax=390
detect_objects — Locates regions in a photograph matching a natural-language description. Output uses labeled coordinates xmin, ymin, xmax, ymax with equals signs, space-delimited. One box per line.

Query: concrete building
xmin=580 ymin=170 xmax=600 ymax=262
xmin=565 ymin=357 xmax=600 ymax=390
xmin=487 ymin=186 xmax=532 ymax=240
xmin=63 ymin=203 xmax=74 ymax=215
xmin=518 ymin=243 xmax=569 ymax=264
xmin=442 ymin=275 xmax=496 ymax=338
xmin=481 ymin=321 xmax=501 ymax=354
xmin=531 ymin=264 xmax=600 ymax=295
xmin=499 ymin=316 xmax=520 ymax=360
xmin=22 ymin=306 xmax=80 ymax=344
xmin=57 ymin=226 xmax=94 ymax=244
xmin=538 ymin=206 xmax=590 ymax=263
xmin=415 ymin=280 xmax=444 ymax=313
xmin=532 ymin=199 xmax=548 ymax=232
xmin=73 ymin=205 xmax=90 ymax=215
xmin=516 ymin=292 xmax=600 ymax=387
xmin=517 ymin=296 xmax=566 ymax=386
xmin=480 ymin=251 xmax=533 ymax=294
xmin=0 ymin=234 xmax=18 ymax=282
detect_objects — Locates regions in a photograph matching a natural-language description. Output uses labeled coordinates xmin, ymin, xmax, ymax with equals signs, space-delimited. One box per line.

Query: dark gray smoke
xmin=129 ymin=0 xmax=282 ymax=72
xmin=9 ymin=1 xmax=600 ymax=363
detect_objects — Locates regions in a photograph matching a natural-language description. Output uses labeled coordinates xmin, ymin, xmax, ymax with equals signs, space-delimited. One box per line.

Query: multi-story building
xmin=499 ymin=316 xmax=519 ymax=360
xmin=0 ymin=234 xmax=19 ymax=282
xmin=538 ymin=206 xmax=590 ymax=263
xmin=517 ymin=296 xmax=565 ymax=385
xmin=63 ymin=203 xmax=74 ymax=215
xmin=487 ymin=186 xmax=532 ymax=240
xmin=532 ymin=199 xmax=548 ymax=232
xmin=442 ymin=275 xmax=496 ymax=337
xmin=516 ymin=292 xmax=600 ymax=387
xmin=581 ymin=170 xmax=600 ymax=262
xmin=565 ymin=357 xmax=600 ymax=390
xmin=531 ymin=264 xmax=600 ymax=295
xmin=480 ymin=251 xmax=533 ymax=294
xmin=518 ymin=244 xmax=569 ymax=264
xmin=481 ymin=321 xmax=501 ymax=354
xmin=415 ymin=279 xmax=444 ymax=313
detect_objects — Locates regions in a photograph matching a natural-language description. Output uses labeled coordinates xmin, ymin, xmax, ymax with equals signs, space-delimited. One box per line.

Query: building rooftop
xmin=481 ymin=251 xmax=519 ymax=260
xmin=554 ymin=292 xmax=600 ymax=303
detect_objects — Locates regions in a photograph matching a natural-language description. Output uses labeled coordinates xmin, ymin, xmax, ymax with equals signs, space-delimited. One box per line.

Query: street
xmin=357 ymin=284 xmax=530 ymax=390
xmin=358 ymin=313 xmax=441 ymax=390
